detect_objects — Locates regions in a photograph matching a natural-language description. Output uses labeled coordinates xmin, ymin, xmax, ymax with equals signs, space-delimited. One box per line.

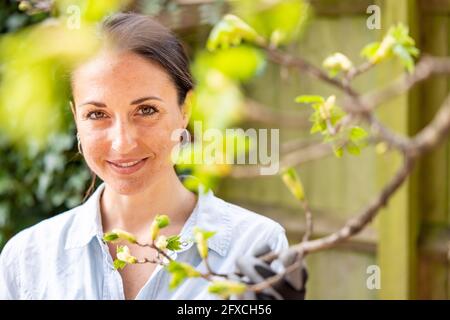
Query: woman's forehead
xmin=72 ymin=50 xmax=175 ymax=101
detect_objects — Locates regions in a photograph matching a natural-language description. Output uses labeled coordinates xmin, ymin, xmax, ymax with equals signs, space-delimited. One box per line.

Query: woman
xmin=0 ymin=12 xmax=288 ymax=300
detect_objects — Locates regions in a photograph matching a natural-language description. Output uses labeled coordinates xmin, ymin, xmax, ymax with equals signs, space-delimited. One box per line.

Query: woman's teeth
xmin=113 ymin=160 xmax=142 ymax=167
xmin=115 ymin=160 xmax=141 ymax=168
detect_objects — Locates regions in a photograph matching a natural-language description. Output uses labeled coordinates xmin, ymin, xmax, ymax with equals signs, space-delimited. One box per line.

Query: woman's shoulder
xmin=203 ymin=192 xmax=288 ymax=256
xmin=1 ymin=205 xmax=83 ymax=258
xmin=0 ymin=205 xmax=86 ymax=299
xmin=216 ymin=195 xmax=285 ymax=234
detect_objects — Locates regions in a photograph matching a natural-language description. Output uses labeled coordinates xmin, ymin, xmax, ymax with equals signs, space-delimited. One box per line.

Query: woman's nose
xmin=110 ymin=120 xmax=138 ymax=155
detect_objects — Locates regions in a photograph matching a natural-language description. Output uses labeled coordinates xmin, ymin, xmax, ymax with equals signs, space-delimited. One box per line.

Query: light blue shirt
xmin=0 ymin=182 xmax=288 ymax=299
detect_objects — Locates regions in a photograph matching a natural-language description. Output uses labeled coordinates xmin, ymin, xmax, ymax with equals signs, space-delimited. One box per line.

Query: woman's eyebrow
xmin=77 ymin=96 xmax=163 ymax=108
xmin=131 ymin=96 xmax=163 ymax=105
xmin=78 ymin=101 xmax=107 ymax=108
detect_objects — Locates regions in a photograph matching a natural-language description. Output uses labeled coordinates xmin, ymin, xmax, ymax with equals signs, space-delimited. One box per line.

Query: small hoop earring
xmin=77 ymin=133 xmax=83 ymax=155
xmin=179 ymin=128 xmax=191 ymax=147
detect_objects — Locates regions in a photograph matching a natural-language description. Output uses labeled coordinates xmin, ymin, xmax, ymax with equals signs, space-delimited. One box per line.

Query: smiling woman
xmin=0 ymin=12 xmax=289 ymax=300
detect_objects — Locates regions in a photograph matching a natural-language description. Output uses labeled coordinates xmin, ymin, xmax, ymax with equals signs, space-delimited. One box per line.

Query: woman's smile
xmin=106 ymin=157 xmax=149 ymax=175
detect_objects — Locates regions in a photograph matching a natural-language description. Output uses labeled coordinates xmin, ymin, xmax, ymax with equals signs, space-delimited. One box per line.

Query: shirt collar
xmin=64 ymin=181 xmax=232 ymax=257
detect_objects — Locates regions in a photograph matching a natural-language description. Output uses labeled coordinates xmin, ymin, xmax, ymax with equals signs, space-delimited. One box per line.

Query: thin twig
xmin=346 ymin=61 xmax=375 ymax=81
xmin=362 ymin=56 xmax=450 ymax=110
xmin=264 ymin=47 xmax=359 ymax=97
xmin=301 ymin=200 xmax=313 ymax=243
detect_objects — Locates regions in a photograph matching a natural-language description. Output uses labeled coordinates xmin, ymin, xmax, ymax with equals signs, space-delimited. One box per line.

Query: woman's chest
xmin=107 ymin=243 xmax=160 ymax=299
xmin=119 ymin=262 xmax=157 ymax=299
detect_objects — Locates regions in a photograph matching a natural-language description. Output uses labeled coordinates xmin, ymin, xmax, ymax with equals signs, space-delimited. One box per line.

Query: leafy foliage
xmin=295 ymin=95 xmax=369 ymax=157
xmin=0 ymin=128 xmax=91 ymax=249
xmin=166 ymin=235 xmax=183 ymax=251
xmin=230 ymin=0 xmax=310 ymax=47
xmin=0 ymin=0 xmax=49 ymax=34
xmin=361 ymin=23 xmax=419 ymax=73
xmin=207 ymin=14 xmax=263 ymax=51
xmin=208 ymin=280 xmax=247 ymax=299
xmin=166 ymin=260 xmax=202 ymax=289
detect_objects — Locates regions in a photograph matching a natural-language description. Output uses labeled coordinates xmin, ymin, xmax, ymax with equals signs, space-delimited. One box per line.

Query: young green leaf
xmin=111 ymin=228 xmax=137 ymax=244
xmin=333 ymin=145 xmax=344 ymax=158
xmin=207 ymin=14 xmax=264 ymax=51
xmin=361 ymin=42 xmax=380 ymax=60
xmin=113 ymin=259 xmax=127 ymax=270
xmin=346 ymin=142 xmax=361 ymax=155
xmin=281 ymin=167 xmax=305 ymax=201
xmin=193 ymin=227 xmax=216 ymax=259
xmin=349 ymin=126 xmax=368 ymax=142
xmin=360 ymin=23 xmax=419 ymax=72
xmin=150 ymin=214 xmax=170 ymax=241
xmin=295 ymin=95 xmax=324 ymax=104
xmin=322 ymin=52 xmax=353 ymax=77
xmin=166 ymin=260 xmax=202 ymax=289
xmin=103 ymin=232 xmax=119 ymax=243
xmin=116 ymin=245 xmax=137 ymax=264
xmin=155 ymin=235 xmax=168 ymax=251
xmin=208 ymin=280 xmax=247 ymax=299
xmin=155 ymin=215 xmax=170 ymax=228
xmin=166 ymin=235 xmax=183 ymax=251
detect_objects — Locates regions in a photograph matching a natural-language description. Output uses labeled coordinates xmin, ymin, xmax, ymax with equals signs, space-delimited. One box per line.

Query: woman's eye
xmin=137 ymin=105 xmax=158 ymax=116
xmin=86 ymin=111 xmax=106 ymax=120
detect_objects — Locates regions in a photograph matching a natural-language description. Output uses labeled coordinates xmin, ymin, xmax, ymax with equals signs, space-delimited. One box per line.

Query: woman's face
xmin=72 ymin=50 xmax=189 ymax=195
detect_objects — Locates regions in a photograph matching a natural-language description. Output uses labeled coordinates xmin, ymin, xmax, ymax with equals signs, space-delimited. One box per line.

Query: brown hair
xmin=79 ymin=12 xmax=194 ymax=202
xmin=101 ymin=12 xmax=194 ymax=105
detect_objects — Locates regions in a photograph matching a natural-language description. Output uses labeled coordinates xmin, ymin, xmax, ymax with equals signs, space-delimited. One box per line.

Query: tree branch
xmin=362 ymin=56 xmax=450 ymax=110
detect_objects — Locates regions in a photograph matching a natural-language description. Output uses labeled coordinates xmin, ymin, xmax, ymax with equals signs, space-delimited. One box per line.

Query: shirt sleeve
xmin=268 ymin=225 xmax=289 ymax=254
xmin=0 ymin=236 xmax=22 ymax=299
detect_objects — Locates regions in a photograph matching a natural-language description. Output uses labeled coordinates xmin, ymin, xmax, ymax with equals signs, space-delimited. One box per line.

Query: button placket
xmin=97 ymin=235 xmax=125 ymax=299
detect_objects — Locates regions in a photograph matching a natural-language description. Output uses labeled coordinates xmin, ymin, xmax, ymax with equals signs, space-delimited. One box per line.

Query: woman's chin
xmin=105 ymin=177 xmax=149 ymax=195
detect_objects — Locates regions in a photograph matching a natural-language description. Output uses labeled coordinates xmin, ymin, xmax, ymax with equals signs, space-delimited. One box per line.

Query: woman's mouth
xmin=106 ymin=157 xmax=149 ymax=175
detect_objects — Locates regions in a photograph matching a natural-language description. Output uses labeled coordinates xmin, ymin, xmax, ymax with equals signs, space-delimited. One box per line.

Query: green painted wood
xmin=375 ymin=0 xmax=420 ymax=300
xmin=416 ymin=12 xmax=450 ymax=299
xmin=419 ymin=15 xmax=449 ymax=226
xmin=305 ymin=249 xmax=378 ymax=299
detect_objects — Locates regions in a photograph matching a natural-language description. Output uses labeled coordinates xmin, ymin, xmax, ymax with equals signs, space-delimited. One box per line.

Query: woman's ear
xmin=181 ymin=90 xmax=194 ymax=128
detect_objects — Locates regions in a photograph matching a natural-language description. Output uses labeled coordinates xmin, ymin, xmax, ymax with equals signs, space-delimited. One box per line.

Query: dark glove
xmin=235 ymin=244 xmax=308 ymax=300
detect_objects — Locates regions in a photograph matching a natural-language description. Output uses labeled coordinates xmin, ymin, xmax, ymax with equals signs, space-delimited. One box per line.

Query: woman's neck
xmin=100 ymin=169 xmax=197 ymax=239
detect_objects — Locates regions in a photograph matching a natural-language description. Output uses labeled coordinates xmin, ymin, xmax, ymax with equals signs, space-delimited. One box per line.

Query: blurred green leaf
xmin=113 ymin=259 xmax=126 ymax=270
xmin=360 ymin=23 xmax=419 ymax=73
xmin=207 ymin=14 xmax=264 ymax=51
xmin=295 ymin=95 xmax=324 ymax=104
xmin=193 ymin=46 xmax=266 ymax=83
xmin=166 ymin=260 xmax=201 ymax=289
xmin=231 ymin=0 xmax=310 ymax=46
xmin=208 ymin=280 xmax=247 ymax=299
xmin=281 ymin=167 xmax=305 ymax=201
xmin=322 ymin=52 xmax=353 ymax=77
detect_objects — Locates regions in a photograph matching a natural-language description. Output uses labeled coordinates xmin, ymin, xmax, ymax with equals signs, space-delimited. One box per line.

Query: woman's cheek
xmin=82 ymin=134 xmax=110 ymax=173
xmin=144 ymin=125 xmax=179 ymax=165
